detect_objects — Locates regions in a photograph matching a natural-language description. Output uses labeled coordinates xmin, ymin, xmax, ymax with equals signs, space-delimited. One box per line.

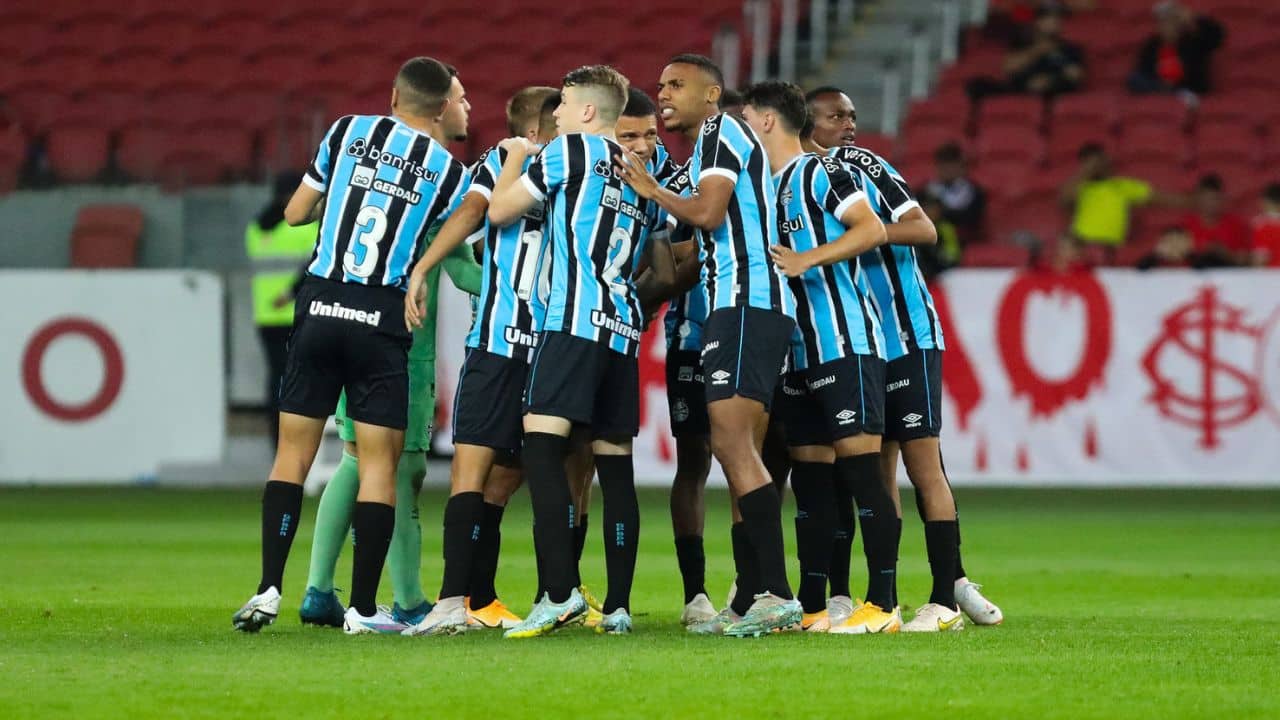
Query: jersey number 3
xmin=344 ymin=205 xmax=388 ymax=279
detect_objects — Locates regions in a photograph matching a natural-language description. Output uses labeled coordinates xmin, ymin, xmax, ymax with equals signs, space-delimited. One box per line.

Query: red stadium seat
xmin=117 ymin=125 xmax=180 ymax=181
xmin=1195 ymin=120 xmax=1263 ymax=169
xmin=1114 ymin=159 xmax=1195 ymax=194
xmin=976 ymin=125 xmax=1044 ymax=165
xmin=46 ymin=122 xmax=111 ymax=183
xmin=853 ymin=133 xmax=897 ymax=163
xmin=1117 ymin=96 xmax=1191 ymax=132
xmin=900 ymin=126 xmax=967 ymax=167
xmin=962 ymin=242 xmax=1031 ymax=267
xmin=971 ymin=158 xmax=1032 ymax=200
xmin=1050 ymin=93 xmax=1120 ymax=133
xmin=70 ymin=204 xmax=143 ymax=268
xmin=1115 ymin=121 xmax=1191 ymax=165
xmin=904 ymin=90 xmax=971 ymax=132
xmin=975 ymin=96 xmax=1046 ymax=133
xmin=1195 ymin=91 xmax=1275 ymax=130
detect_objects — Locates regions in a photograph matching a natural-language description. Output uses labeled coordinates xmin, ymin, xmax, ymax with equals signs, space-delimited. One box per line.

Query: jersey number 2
xmin=601 ymin=227 xmax=633 ymax=294
xmin=344 ymin=205 xmax=388 ymax=279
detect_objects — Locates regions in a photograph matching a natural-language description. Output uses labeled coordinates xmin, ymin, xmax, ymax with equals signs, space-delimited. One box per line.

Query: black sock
xmin=349 ymin=501 xmax=395 ymax=617
xmin=596 ymin=455 xmax=639 ymax=614
xmin=258 ymin=480 xmax=303 ymax=594
xmin=439 ymin=491 xmax=484 ymax=599
xmin=738 ymin=484 xmax=793 ymax=600
xmin=925 ymin=520 xmax=959 ymax=608
xmin=573 ymin=514 xmax=588 ymax=587
xmin=674 ymin=535 xmax=707 ymax=603
xmin=838 ymin=453 xmax=898 ymax=610
xmin=790 ymin=461 xmax=836 ymax=613
xmin=468 ymin=502 xmax=505 ymax=610
xmin=892 ymin=516 xmax=903 ymax=608
xmin=523 ymin=432 xmax=574 ymax=602
xmin=730 ymin=522 xmax=758 ymax=616
xmin=829 ymin=472 xmax=856 ymax=598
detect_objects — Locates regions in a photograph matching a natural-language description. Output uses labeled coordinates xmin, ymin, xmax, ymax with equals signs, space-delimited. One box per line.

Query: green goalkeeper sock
xmin=305 ymin=450 xmax=359 ymax=593
xmin=388 ymin=452 xmax=428 ymax=609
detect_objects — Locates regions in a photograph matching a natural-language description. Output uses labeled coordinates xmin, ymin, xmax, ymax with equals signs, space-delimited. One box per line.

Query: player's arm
xmin=771 ymin=197 xmax=886 ymax=277
xmin=405 ymin=191 xmax=488 ymax=329
xmin=886 ymin=206 xmax=938 ymax=246
xmin=488 ymin=138 xmax=543 ymax=227
xmin=636 ymin=231 xmax=677 ymax=315
xmin=615 ymin=151 xmax=734 ymax=231
xmin=284 ymin=183 xmax=323 ymax=226
xmin=671 ymin=239 xmax=703 ymax=295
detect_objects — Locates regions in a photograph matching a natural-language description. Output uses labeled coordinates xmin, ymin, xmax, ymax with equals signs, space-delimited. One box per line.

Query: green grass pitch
xmin=1 ymin=486 xmax=1277 ymax=719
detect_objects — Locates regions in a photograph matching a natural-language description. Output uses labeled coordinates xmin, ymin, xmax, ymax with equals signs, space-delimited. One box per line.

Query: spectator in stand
xmin=1128 ymin=1 xmax=1225 ymax=97
xmin=1060 ymin=143 xmax=1183 ymax=259
xmin=968 ymin=7 xmax=1085 ymax=100
xmin=924 ymin=142 xmax=986 ymax=243
xmin=985 ymin=1 xmax=1096 ymax=45
xmin=1181 ymin=174 xmax=1248 ymax=265
xmin=1135 ymin=226 xmax=1193 ymax=270
xmin=1251 ymin=183 xmax=1280 ymax=267
xmin=916 ymin=190 xmax=962 ymax=279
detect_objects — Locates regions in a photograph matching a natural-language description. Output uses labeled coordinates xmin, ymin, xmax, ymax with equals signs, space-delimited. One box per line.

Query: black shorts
xmin=524 ymin=331 xmax=640 ymax=439
xmin=452 ymin=348 xmax=529 ymax=453
xmin=278 ymin=276 xmax=411 ymax=430
xmin=779 ymin=355 xmax=886 ymax=446
xmin=665 ymin=349 xmax=710 ymax=437
xmin=883 ymin=348 xmax=943 ymax=442
xmin=700 ymin=306 xmax=794 ymax=410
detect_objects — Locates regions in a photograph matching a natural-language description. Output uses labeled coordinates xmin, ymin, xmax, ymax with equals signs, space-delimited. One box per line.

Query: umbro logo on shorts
xmin=903 ymin=413 xmax=923 ymax=428
xmin=710 ymin=370 xmax=731 ymax=385
xmin=836 ymin=409 xmax=857 ymax=424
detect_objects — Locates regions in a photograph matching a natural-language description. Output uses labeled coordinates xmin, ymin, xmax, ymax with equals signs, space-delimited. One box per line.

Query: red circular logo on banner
xmin=996 ymin=271 xmax=1111 ymax=417
xmin=22 ymin=318 xmax=125 ymax=422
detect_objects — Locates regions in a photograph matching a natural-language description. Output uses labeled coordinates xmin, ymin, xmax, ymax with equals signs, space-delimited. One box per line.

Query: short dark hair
xmin=1264 ymin=182 xmax=1280 ymax=204
xmin=562 ymin=64 xmax=630 ymax=124
xmin=934 ymin=142 xmax=965 ymax=163
xmin=622 ymin=87 xmax=657 ymax=118
xmin=538 ymin=91 xmax=561 ymax=137
xmin=507 ymin=86 xmax=559 ymax=136
xmin=668 ymin=53 xmax=724 ymax=88
xmin=395 ymin=57 xmax=457 ymax=116
xmin=742 ymin=81 xmax=808 ymax=133
xmin=1197 ymin=173 xmax=1223 ymax=192
xmin=719 ymin=88 xmax=744 ymax=110
xmin=1077 ymin=142 xmax=1107 ymax=160
xmin=804 ymin=85 xmax=845 ymax=102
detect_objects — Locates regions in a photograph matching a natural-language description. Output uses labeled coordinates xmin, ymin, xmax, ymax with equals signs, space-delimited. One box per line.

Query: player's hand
xmin=498 ymin=137 xmax=539 ymax=156
xmin=404 ymin=268 xmax=430 ymax=331
xmin=615 ymin=149 xmax=659 ymax=199
xmin=271 ymin=290 xmax=292 ymax=309
xmin=769 ymin=244 xmax=811 ymax=277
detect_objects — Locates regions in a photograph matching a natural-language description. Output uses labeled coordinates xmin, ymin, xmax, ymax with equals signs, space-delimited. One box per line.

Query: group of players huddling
xmin=232 ymin=52 xmax=1004 ymax=639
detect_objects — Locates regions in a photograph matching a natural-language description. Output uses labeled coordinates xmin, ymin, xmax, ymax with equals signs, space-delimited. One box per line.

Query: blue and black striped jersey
xmin=689 ymin=113 xmax=793 ymax=316
xmin=650 ymin=139 xmax=680 ymax=183
xmin=660 ymin=160 xmax=710 ymax=353
xmin=304 ymin=115 xmax=469 ymax=290
xmin=521 ymin=133 xmax=669 ymax=357
xmin=464 ymin=145 xmax=545 ymax=361
xmin=774 ymin=153 xmax=884 ymax=371
xmin=827 ymin=145 xmax=944 ymax=360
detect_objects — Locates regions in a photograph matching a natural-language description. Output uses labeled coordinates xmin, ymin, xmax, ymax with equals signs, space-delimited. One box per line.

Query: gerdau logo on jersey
xmin=591 ymin=311 xmax=641 ymax=342
xmin=346 ymin=138 xmax=439 ymax=183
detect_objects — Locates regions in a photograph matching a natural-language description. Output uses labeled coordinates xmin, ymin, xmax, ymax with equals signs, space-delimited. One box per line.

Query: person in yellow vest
xmin=246 ymin=172 xmax=319 ymax=444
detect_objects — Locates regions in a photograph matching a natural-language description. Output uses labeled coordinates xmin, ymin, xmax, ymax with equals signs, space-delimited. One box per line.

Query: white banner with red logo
xmin=436 ymin=269 xmax=1280 ymax=486
xmin=0 ymin=271 xmax=225 ymax=483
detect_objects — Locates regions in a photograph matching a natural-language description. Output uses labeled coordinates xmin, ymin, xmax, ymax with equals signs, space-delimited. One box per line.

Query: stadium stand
xmin=69 ymin=204 xmax=144 ymax=268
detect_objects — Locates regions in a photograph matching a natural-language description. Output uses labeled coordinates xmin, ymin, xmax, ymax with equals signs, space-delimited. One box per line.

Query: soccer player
xmin=487 ymin=65 xmax=671 ymax=637
xmin=806 ymin=86 xmax=1003 ymax=630
xmin=397 ymin=86 xmax=562 ymax=635
xmin=740 ymin=81 xmax=896 ymax=633
xmin=297 ymin=86 xmax=482 ymax=632
xmin=231 ymin=57 xmax=472 ymax=635
xmin=616 ymin=54 xmax=800 ymax=637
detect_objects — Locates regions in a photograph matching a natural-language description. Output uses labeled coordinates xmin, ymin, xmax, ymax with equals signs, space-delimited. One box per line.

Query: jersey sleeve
xmin=831 ymin=146 xmax=920 ymax=221
xmin=466 ymin=147 xmax=505 ymax=201
xmin=435 ymin=162 xmax=472 ymax=222
xmin=1119 ymin=178 xmax=1153 ymax=203
xmin=303 ymin=116 xmax=352 ymax=192
xmin=817 ymin=156 xmax=868 ymax=219
xmin=521 ymin=136 xmax=568 ymax=202
xmin=696 ymin=114 xmax=752 ymax=184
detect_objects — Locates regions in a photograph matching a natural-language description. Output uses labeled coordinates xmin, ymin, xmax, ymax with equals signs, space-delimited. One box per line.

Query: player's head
xmin=933 ymin=142 xmax=967 ymax=181
xmin=805 ymin=85 xmax=856 ymax=148
xmin=1076 ymin=142 xmax=1111 ymax=179
xmin=507 ymin=86 xmax=560 ymax=140
xmin=1263 ymin=182 xmax=1280 ymax=211
xmin=556 ymin=65 xmax=629 ymax=134
xmin=616 ymin=87 xmax=660 ymax=164
xmin=741 ymin=81 xmax=807 ymax=140
xmin=392 ymin=57 xmax=469 ymax=141
xmin=719 ymin=88 xmax=744 ymax=118
xmin=658 ymin=53 xmax=723 ymax=135
xmin=1194 ymin=173 xmax=1225 ymax=217
xmin=536 ymin=91 xmax=561 ymax=143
